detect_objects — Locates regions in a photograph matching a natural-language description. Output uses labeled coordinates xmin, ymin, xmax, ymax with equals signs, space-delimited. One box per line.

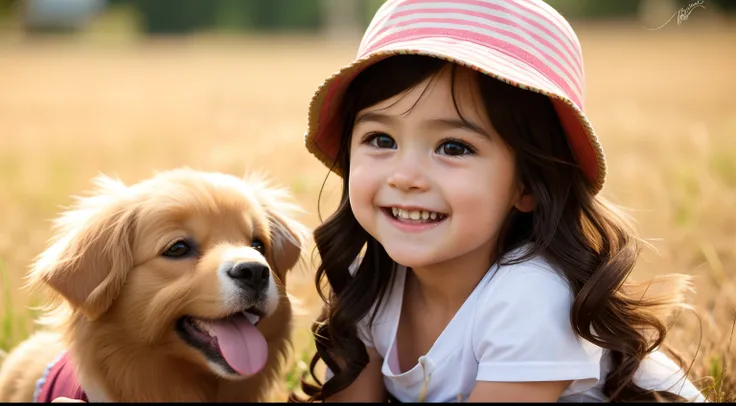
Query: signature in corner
xmin=644 ymin=0 xmax=706 ymax=31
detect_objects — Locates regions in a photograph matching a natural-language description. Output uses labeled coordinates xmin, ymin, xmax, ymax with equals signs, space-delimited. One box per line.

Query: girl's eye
xmin=367 ymin=133 xmax=397 ymax=149
xmin=437 ymin=140 xmax=475 ymax=156
xmin=162 ymin=240 xmax=194 ymax=258
xmin=251 ymin=239 xmax=265 ymax=254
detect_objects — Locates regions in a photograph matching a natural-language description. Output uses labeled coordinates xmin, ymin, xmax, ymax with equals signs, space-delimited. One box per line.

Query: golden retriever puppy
xmin=0 ymin=168 xmax=311 ymax=402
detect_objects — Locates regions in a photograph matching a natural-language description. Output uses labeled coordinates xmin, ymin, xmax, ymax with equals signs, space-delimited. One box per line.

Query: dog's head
xmin=28 ymin=168 xmax=311 ymax=381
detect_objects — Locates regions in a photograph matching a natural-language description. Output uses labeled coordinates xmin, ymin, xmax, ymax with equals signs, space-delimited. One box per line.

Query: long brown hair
xmin=290 ymin=55 xmax=695 ymax=402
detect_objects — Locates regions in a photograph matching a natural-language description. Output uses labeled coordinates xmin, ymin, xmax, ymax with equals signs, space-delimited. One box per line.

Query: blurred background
xmin=0 ymin=0 xmax=734 ymax=401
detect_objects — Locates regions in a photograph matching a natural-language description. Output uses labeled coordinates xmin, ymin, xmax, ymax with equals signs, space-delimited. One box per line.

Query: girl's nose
xmin=387 ymin=154 xmax=429 ymax=192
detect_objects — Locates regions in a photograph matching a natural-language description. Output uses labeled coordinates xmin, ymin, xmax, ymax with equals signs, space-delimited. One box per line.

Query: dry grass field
xmin=0 ymin=18 xmax=734 ymax=402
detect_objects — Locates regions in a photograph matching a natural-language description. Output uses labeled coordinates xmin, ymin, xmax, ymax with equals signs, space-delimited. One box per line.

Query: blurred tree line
xmin=546 ymin=0 xmax=735 ymax=19
xmin=108 ymin=0 xmax=385 ymax=34
xmin=1 ymin=0 xmax=734 ymax=35
xmin=110 ymin=0 xmax=736 ymax=34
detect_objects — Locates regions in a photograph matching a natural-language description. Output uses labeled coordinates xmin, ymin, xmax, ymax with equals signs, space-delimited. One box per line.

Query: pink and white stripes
xmin=358 ymin=0 xmax=586 ymax=109
xmin=305 ymin=0 xmax=607 ymax=194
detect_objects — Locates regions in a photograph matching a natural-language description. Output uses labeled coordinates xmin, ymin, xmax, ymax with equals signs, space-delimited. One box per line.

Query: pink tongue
xmin=209 ymin=314 xmax=268 ymax=376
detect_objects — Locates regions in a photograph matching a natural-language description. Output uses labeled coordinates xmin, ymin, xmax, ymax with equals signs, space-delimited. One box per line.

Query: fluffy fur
xmin=0 ymin=168 xmax=311 ymax=402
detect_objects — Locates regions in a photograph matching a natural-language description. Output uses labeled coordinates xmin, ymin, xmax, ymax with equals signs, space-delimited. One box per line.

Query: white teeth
xmin=390 ymin=207 xmax=444 ymax=221
xmin=193 ymin=319 xmax=215 ymax=337
xmin=243 ymin=311 xmax=260 ymax=325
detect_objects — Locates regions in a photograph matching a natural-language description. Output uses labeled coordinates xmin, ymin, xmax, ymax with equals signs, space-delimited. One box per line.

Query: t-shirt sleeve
xmin=472 ymin=264 xmax=602 ymax=395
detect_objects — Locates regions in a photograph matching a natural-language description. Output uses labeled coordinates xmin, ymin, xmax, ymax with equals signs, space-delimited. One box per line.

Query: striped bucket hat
xmin=304 ymin=0 xmax=606 ymax=194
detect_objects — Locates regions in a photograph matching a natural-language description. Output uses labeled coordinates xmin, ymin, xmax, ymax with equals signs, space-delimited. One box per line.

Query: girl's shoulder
xmin=482 ymin=245 xmax=572 ymax=300
xmin=471 ymin=245 xmax=577 ymax=329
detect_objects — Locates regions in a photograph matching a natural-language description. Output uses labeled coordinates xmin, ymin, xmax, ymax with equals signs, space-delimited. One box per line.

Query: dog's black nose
xmin=227 ymin=262 xmax=270 ymax=290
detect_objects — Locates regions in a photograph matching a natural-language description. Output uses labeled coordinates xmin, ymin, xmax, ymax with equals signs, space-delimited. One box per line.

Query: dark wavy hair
xmin=290 ymin=55 xmax=695 ymax=403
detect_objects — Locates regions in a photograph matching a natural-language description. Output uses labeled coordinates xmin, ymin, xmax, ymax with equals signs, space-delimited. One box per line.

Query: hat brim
xmin=305 ymin=37 xmax=606 ymax=195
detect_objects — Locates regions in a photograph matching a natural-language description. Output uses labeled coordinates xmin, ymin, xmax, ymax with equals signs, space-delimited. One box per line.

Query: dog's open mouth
xmin=176 ymin=308 xmax=267 ymax=377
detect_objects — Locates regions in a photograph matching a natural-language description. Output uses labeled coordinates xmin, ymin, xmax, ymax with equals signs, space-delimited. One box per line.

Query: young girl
xmin=293 ymin=0 xmax=705 ymax=403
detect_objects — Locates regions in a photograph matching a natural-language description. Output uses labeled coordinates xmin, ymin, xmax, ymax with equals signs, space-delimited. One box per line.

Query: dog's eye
xmin=251 ymin=239 xmax=265 ymax=254
xmin=163 ymin=240 xmax=193 ymax=258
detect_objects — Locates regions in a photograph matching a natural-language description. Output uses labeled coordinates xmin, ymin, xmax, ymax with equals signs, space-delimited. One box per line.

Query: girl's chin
xmin=383 ymin=247 xmax=445 ymax=270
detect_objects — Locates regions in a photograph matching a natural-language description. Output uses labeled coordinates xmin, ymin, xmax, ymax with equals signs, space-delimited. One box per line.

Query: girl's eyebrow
xmin=432 ymin=117 xmax=491 ymax=139
xmin=354 ymin=111 xmax=395 ymax=126
xmin=355 ymin=112 xmax=491 ymax=139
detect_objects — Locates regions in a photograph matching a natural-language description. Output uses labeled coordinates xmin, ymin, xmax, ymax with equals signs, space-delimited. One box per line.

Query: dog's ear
xmin=28 ymin=175 xmax=137 ymax=321
xmin=243 ymin=173 xmax=311 ymax=275
xmin=266 ymin=206 xmax=311 ymax=275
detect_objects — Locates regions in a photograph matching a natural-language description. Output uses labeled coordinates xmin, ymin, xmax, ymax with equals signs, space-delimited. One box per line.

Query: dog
xmin=0 ymin=168 xmax=311 ymax=402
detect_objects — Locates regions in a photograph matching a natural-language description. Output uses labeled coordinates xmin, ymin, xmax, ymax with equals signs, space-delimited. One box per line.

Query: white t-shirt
xmin=334 ymin=247 xmax=705 ymax=402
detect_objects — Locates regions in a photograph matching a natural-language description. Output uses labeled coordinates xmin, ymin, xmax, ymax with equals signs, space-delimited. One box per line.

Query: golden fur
xmin=0 ymin=168 xmax=311 ymax=402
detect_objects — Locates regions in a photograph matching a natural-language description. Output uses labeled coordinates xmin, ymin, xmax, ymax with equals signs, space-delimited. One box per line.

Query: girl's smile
xmin=380 ymin=205 xmax=448 ymax=233
xmin=348 ymin=65 xmax=535 ymax=270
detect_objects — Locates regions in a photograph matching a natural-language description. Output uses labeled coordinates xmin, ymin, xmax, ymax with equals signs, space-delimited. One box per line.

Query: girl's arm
xmin=325 ymin=346 xmax=387 ymax=402
xmin=467 ymin=380 xmax=572 ymax=402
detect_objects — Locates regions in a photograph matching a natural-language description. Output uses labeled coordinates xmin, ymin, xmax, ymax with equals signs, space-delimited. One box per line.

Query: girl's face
xmin=348 ymin=66 xmax=535 ymax=270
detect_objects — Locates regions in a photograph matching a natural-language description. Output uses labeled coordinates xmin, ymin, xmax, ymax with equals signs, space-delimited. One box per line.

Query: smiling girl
xmin=292 ymin=0 xmax=705 ymax=402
